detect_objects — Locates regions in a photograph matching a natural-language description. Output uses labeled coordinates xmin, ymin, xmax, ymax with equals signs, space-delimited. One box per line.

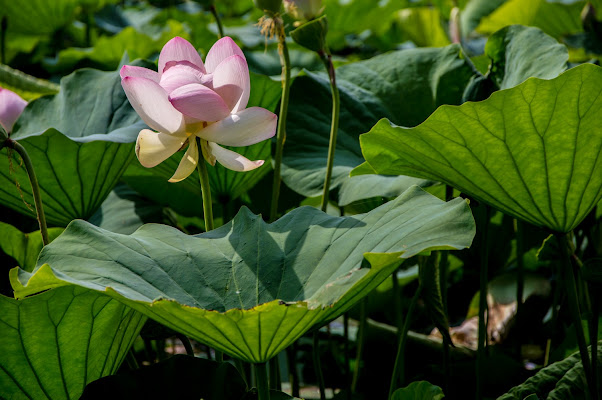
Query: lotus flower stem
xmin=254 ymin=362 xmax=270 ymax=400
xmin=312 ymin=331 xmax=326 ymax=400
xmin=476 ymin=205 xmax=490 ymax=400
xmin=6 ymin=139 xmax=49 ymax=245
xmin=388 ymin=284 xmax=422 ymax=398
xmin=558 ymin=233 xmax=595 ymax=400
xmin=210 ymin=4 xmax=224 ymax=39
xmin=196 ymin=138 xmax=215 ymax=232
xmin=351 ymin=299 xmax=366 ymax=393
xmin=319 ymin=53 xmax=340 ymax=212
xmin=269 ymin=19 xmax=292 ymax=222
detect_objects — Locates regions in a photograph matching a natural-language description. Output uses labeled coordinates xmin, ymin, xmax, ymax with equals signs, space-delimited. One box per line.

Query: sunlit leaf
xmin=355 ymin=64 xmax=602 ymax=232
xmin=12 ymin=186 xmax=476 ymax=363
xmin=0 ymin=222 xmax=63 ymax=271
xmin=0 ymin=286 xmax=145 ymax=400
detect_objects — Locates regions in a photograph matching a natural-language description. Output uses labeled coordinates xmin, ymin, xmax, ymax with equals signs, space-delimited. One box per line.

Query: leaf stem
xmin=515 ymin=219 xmax=525 ymax=358
xmin=476 ymin=205 xmax=490 ymax=400
xmin=197 ymin=138 xmax=214 ymax=232
xmin=351 ymin=299 xmax=367 ymax=393
xmin=210 ymin=4 xmax=224 ymax=39
xmin=388 ymin=284 xmax=422 ymax=398
xmin=588 ymin=282 xmax=599 ymax=400
xmin=558 ymin=233 xmax=595 ymax=399
xmin=320 ymin=53 xmax=340 ymax=212
xmin=254 ymin=362 xmax=270 ymax=400
xmin=313 ymin=330 xmax=326 ymax=400
xmin=269 ymin=356 xmax=281 ymax=390
xmin=286 ymin=345 xmax=300 ymax=397
xmin=175 ymin=333 xmax=194 ymax=356
xmin=269 ymin=18 xmax=291 ymax=222
xmin=7 ymin=139 xmax=49 ymax=245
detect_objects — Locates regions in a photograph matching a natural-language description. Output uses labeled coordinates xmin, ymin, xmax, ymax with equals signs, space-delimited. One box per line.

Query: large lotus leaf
xmin=122 ymin=72 xmax=281 ymax=214
xmin=281 ymin=45 xmax=477 ymax=205
xmin=485 ymin=25 xmax=568 ymax=90
xmin=0 ymin=65 xmax=146 ymax=226
xmin=391 ymin=381 xmax=445 ymax=400
xmin=354 ymin=64 xmax=602 ymax=233
xmin=476 ymin=0 xmax=584 ymax=38
xmin=12 ymin=186 xmax=476 ymax=363
xmin=0 ymin=222 xmax=63 ymax=271
xmin=498 ymin=341 xmax=602 ymax=400
xmin=0 ymin=285 xmax=145 ymax=400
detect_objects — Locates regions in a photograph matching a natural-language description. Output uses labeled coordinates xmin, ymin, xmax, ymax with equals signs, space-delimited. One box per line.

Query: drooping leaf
xmin=354 ymin=64 xmax=602 ymax=233
xmin=419 ymin=253 xmax=452 ymax=346
xmin=0 ymin=222 xmax=63 ymax=271
xmin=12 ymin=186 xmax=476 ymax=363
xmin=485 ymin=25 xmax=568 ymax=90
xmin=282 ymin=45 xmax=478 ymax=205
xmin=0 ymin=64 xmax=147 ymax=226
xmin=391 ymin=381 xmax=445 ymax=400
xmin=122 ymin=72 xmax=280 ymax=215
xmin=0 ymin=63 xmax=59 ymax=101
xmin=497 ymin=342 xmax=602 ymax=400
xmin=476 ymin=0 xmax=584 ymax=38
xmin=0 ymin=286 xmax=145 ymax=400
xmin=81 ymin=355 xmax=246 ymax=400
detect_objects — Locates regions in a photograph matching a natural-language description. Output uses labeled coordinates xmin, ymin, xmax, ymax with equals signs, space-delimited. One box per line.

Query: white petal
xmin=159 ymin=37 xmax=206 ymax=75
xmin=212 ymin=55 xmax=250 ymax=113
xmin=159 ymin=62 xmax=204 ymax=94
xmin=169 ymin=140 xmax=199 ymax=182
xmin=197 ymin=107 xmax=277 ymax=146
xmin=121 ymin=76 xmax=185 ymax=134
xmin=168 ymin=83 xmax=231 ymax=122
xmin=120 ymin=65 xmax=160 ymax=83
xmin=209 ymin=142 xmax=264 ymax=172
xmin=136 ymin=129 xmax=187 ymax=168
xmin=205 ymin=37 xmax=245 ymax=73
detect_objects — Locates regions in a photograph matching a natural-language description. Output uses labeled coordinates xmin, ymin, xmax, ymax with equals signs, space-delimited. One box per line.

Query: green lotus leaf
xmin=0 ymin=64 xmax=147 ymax=226
xmin=391 ymin=381 xmax=445 ymax=400
xmin=485 ymin=25 xmax=568 ymax=90
xmin=0 ymin=221 xmax=63 ymax=271
xmin=282 ymin=45 xmax=478 ymax=206
xmin=122 ymin=72 xmax=281 ymax=215
xmin=12 ymin=186 xmax=475 ymax=363
xmin=460 ymin=0 xmax=506 ymax=36
xmin=394 ymin=7 xmax=451 ymax=48
xmin=355 ymin=64 xmax=602 ymax=233
xmin=0 ymin=286 xmax=145 ymax=400
xmin=476 ymin=0 xmax=584 ymax=38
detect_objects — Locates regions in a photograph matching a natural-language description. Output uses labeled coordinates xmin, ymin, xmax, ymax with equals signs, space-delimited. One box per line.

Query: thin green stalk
xmin=197 ymin=139 xmax=214 ymax=232
xmin=319 ymin=53 xmax=340 ymax=212
xmin=476 ymin=206 xmax=490 ymax=400
xmin=351 ymin=300 xmax=367 ymax=393
xmin=286 ymin=345 xmax=300 ymax=397
xmin=343 ymin=313 xmax=351 ymax=400
xmin=175 ymin=333 xmax=194 ymax=356
xmin=588 ymin=283 xmax=599 ymax=400
xmin=388 ymin=285 xmax=423 ymax=398
xmin=269 ymin=356 xmax=281 ymax=391
xmin=269 ymin=19 xmax=291 ymax=222
xmin=515 ymin=219 xmax=525 ymax=358
xmin=558 ymin=233 xmax=595 ymax=399
xmin=8 ymin=140 xmax=49 ymax=245
xmin=313 ymin=331 xmax=326 ymax=400
xmin=210 ymin=4 xmax=224 ymax=39
xmin=254 ymin=362 xmax=270 ymax=400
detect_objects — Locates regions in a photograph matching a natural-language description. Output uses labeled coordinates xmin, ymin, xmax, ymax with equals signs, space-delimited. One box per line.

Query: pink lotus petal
xmin=212 ymin=55 xmax=250 ymax=113
xmin=0 ymin=88 xmax=27 ymax=133
xmin=209 ymin=142 xmax=264 ymax=172
xmin=197 ymin=107 xmax=277 ymax=146
xmin=168 ymin=83 xmax=231 ymax=122
xmin=169 ymin=140 xmax=199 ymax=182
xmin=159 ymin=37 xmax=206 ymax=76
xmin=121 ymin=76 xmax=185 ymax=135
xmin=205 ymin=37 xmax=245 ymax=73
xmin=160 ymin=62 xmax=204 ymax=94
xmin=136 ymin=129 xmax=188 ymax=168
xmin=120 ymin=65 xmax=160 ymax=83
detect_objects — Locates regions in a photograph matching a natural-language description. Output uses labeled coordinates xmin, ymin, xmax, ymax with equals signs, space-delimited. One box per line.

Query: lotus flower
xmin=120 ymin=36 xmax=277 ymax=182
xmin=0 ymin=87 xmax=27 ymax=134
